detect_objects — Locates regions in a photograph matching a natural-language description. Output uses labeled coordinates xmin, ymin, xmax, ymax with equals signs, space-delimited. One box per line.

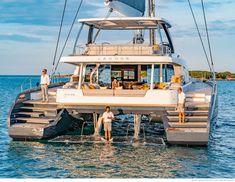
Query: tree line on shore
xmin=189 ymin=71 xmax=235 ymax=80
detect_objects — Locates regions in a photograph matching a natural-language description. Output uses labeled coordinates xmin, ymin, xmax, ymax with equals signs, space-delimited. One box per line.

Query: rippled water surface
xmin=0 ymin=76 xmax=235 ymax=178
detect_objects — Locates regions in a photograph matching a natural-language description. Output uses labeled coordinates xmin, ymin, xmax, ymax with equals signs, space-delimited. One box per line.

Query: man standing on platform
xmin=102 ymin=106 xmax=114 ymax=142
xmin=40 ymin=69 xmax=50 ymax=102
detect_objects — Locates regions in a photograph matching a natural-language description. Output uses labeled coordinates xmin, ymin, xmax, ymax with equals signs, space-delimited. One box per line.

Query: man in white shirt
xmin=40 ymin=69 xmax=50 ymax=102
xmin=102 ymin=106 xmax=114 ymax=141
xmin=177 ymin=87 xmax=186 ymax=123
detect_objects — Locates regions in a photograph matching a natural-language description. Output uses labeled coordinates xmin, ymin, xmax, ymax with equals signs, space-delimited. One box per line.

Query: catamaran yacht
xmin=8 ymin=0 xmax=217 ymax=145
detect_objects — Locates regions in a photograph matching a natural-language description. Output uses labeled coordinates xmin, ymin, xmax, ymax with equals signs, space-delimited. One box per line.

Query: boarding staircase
xmin=164 ymin=93 xmax=210 ymax=145
xmin=9 ymin=90 xmax=59 ymax=139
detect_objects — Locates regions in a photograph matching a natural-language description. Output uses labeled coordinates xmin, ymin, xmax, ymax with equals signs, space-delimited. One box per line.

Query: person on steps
xmin=177 ymin=87 xmax=186 ymax=123
xmin=40 ymin=69 xmax=50 ymax=102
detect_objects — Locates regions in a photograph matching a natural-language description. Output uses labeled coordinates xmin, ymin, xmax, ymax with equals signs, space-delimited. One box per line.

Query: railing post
xmin=29 ymin=78 xmax=32 ymax=89
xmin=150 ymin=64 xmax=154 ymax=90
xmin=160 ymin=64 xmax=163 ymax=83
xmin=78 ymin=64 xmax=83 ymax=89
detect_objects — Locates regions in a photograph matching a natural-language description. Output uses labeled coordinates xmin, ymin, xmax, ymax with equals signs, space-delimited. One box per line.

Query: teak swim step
xmin=168 ymin=122 xmax=207 ymax=128
xmin=15 ymin=117 xmax=54 ymax=124
xmin=167 ymin=116 xmax=208 ymax=122
xmin=166 ymin=110 xmax=209 ymax=116
xmin=13 ymin=111 xmax=45 ymax=118
xmin=20 ymin=106 xmax=57 ymax=112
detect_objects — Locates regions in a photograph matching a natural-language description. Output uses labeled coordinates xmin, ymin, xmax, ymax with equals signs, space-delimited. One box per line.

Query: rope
xmin=186 ymin=0 xmax=212 ymax=73
xmin=52 ymin=0 xmax=68 ymax=68
xmin=52 ymin=0 xmax=84 ymax=75
xmin=201 ymin=0 xmax=215 ymax=80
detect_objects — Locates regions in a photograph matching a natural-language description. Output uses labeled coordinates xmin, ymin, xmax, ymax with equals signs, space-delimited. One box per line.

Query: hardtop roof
xmin=78 ymin=17 xmax=172 ymax=30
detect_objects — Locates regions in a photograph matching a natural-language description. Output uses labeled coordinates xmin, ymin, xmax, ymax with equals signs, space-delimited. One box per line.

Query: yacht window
xmin=147 ymin=65 xmax=152 ymax=84
xmin=124 ymin=70 xmax=135 ymax=80
xmin=84 ymin=64 xmax=96 ymax=82
xmin=153 ymin=65 xmax=161 ymax=84
xmin=147 ymin=65 xmax=160 ymax=84
xmin=159 ymin=26 xmax=170 ymax=45
xmin=111 ymin=65 xmax=138 ymax=81
xmin=141 ymin=65 xmax=148 ymax=83
xmin=162 ymin=64 xmax=175 ymax=82
xmin=111 ymin=70 xmax=122 ymax=81
xmin=98 ymin=65 xmax=111 ymax=87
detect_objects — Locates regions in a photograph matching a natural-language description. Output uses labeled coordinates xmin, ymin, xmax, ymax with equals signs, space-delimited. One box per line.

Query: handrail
xmin=19 ymin=74 xmax=70 ymax=92
xmin=81 ymin=121 xmax=87 ymax=137
xmin=20 ymin=77 xmax=33 ymax=92
xmin=206 ymin=81 xmax=217 ymax=133
xmin=142 ymin=124 xmax=146 ymax=141
xmin=126 ymin=123 xmax=131 ymax=138
xmin=74 ymin=44 xmax=167 ymax=56
xmin=182 ymin=81 xmax=193 ymax=92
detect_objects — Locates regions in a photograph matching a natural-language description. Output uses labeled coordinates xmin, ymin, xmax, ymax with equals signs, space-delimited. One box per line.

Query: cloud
xmin=0 ymin=34 xmax=43 ymax=43
xmin=0 ymin=23 xmax=58 ymax=42
xmin=209 ymin=19 xmax=235 ymax=35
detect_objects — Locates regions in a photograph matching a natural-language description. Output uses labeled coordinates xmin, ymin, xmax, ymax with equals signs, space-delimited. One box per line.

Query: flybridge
xmin=78 ymin=17 xmax=172 ymax=30
xmin=72 ymin=17 xmax=175 ymax=56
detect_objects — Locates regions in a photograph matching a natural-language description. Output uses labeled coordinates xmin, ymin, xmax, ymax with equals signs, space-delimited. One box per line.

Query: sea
xmin=0 ymin=76 xmax=234 ymax=178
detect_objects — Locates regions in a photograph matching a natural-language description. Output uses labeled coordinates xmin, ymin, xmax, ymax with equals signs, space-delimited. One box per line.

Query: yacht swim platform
xmin=48 ymin=135 xmax=166 ymax=147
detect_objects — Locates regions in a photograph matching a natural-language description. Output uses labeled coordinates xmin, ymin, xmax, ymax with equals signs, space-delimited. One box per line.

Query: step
xmin=167 ymin=110 xmax=209 ymax=116
xmin=11 ymin=123 xmax=47 ymax=128
xmin=186 ymin=102 xmax=209 ymax=106
xmin=186 ymin=93 xmax=206 ymax=98
xmin=13 ymin=112 xmax=44 ymax=118
xmin=49 ymin=91 xmax=57 ymax=96
xmin=185 ymin=103 xmax=210 ymax=110
xmin=167 ymin=127 xmax=208 ymax=132
xmin=23 ymin=100 xmax=57 ymax=105
xmin=186 ymin=98 xmax=206 ymax=103
xmin=21 ymin=107 xmax=56 ymax=112
xmin=167 ymin=116 xmax=208 ymax=122
xmin=15 ymin=117 xmax=54 ymax=124
xmin=168 ymin=122 xmax=207 ymax=128
xmin=166 ymin=127 xmax=209 ymax=145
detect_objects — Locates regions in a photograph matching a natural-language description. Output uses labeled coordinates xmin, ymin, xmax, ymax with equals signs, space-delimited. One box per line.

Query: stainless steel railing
xmin=20 ymin=77 xmax=33 ymax=92
xmin=73 ymin=44 xmax=172 ymax=56
xmin=19 ymin=74 xmax=70 ymax=92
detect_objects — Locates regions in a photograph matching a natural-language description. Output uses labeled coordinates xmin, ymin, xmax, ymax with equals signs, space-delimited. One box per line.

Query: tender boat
xmin=8 ymin=0 xmax=217 ymax=145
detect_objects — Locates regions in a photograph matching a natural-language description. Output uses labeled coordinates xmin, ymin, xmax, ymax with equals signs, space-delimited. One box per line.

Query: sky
xmin=0 ymin=0 xmax=234 ymax=75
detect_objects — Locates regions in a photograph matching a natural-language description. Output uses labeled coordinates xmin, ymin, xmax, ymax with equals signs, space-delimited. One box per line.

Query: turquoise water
xmin=0 ymin=76 xmax=235 ymax=178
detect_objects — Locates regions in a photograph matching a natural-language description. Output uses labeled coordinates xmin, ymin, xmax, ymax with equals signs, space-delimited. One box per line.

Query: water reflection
xmin=99 ymin=143 xmax=115 ymax=162
xmin=1 ymin=134 xmax=234 ymax=178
